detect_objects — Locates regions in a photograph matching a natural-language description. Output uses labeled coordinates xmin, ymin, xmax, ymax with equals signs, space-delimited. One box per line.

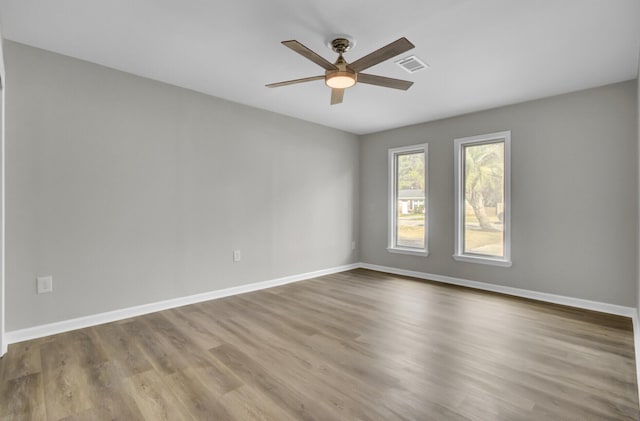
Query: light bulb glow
xmin=326 ymin=72 xmax=356 ymax=89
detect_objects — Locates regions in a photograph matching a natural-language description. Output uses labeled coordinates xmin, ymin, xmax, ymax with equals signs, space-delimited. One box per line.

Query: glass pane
xmin=463 ymin=142 xmax=504 ymax=256
xmin=395 ymin=152 xmax=425 ymax=249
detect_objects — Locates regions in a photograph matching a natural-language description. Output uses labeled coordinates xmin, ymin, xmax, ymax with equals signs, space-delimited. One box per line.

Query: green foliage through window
xmin=397 ymin=152 xmax=425 ymax=191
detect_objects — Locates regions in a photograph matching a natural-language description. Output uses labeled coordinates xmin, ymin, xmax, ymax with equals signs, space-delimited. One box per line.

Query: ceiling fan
xmin=266 ymin=37 xmax=415 ymax=105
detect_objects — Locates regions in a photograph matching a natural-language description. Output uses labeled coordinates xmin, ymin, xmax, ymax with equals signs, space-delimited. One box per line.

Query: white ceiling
xmin=0 ymin=0 xmax=638 ymax=134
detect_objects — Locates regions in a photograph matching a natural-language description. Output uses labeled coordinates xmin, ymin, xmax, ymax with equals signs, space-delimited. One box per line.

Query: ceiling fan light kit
xmin=325 ymin=72 xmax=356 ymax=89
xmin=266 ymin=36 xmax=415 ymax=105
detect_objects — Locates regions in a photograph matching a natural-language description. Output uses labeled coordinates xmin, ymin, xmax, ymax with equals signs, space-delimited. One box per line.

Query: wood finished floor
xmin=0 ymin=268 xmax=638 ymax=420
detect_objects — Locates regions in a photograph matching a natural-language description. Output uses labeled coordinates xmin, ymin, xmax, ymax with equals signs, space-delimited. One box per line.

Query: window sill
xmin=387 ymin=247 xmax=429 ymax=257
xmin=453 ymin=254 xmax=512 ymax=267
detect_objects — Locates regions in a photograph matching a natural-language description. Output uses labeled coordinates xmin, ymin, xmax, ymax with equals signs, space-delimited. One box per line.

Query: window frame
xmin=453 ymin=131 xmax=511 ymax=267
xmin=387 ymin=143 xmax=429 ymax=257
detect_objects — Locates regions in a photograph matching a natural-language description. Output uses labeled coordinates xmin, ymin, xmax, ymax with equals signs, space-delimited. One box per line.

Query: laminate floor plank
xmin=0 ymin=341 xmax=41 ymax=384
xmin=224 ymin=312 xmax=417 ymax=420
xmin=0 ymin=268 xmax=637 ymax=419
xmin=39 ymin=338 xmax=94 ymax=419
xmin=221 ymin=385 xmax=299 ymax=421
xmin=162 ymin=307 xmax=223 ymax=350
xmin=214 ymin=314 xmax=395 ymax=421
xmin=92 ymin=322 xmax=152 ymax=378
xmin=76 ymin=361 xmax=145 ymax=420
xmin=205 ymin=317 xmax=369 ymax=419
xmin=153 ymin=368 xmax=234 ymax=420
xmin=119 ymin=318 xmax=185 ymax=376
xmin=0 ymin=372 xmax=46 ymax=420
xmin=122 ymin=370 xmax=193 ymax=421
xmin=209 ymin=343 xmax=343 ymax=421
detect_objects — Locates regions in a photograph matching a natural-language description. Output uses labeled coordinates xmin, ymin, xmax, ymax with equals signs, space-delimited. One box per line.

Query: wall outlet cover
xmin=37 ymin=276 xmax=53 ymax=294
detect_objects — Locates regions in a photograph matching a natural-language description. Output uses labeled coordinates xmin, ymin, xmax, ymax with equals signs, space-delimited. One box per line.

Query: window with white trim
xmin=454 ymin=131 xmax=511 ymax=267
xmin=388 ymin=144 xmax=428 ymax=256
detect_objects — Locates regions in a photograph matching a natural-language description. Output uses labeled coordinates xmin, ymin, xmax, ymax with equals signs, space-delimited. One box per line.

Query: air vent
xmin=395 ymin=55 xmax=428 ymax=73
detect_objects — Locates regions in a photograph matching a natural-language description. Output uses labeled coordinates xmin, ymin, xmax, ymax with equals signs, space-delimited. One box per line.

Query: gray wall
xmin=360 ymin=81 xmax=638 ymax=307
xmin=5 ymin=41 xmax=359 ymax=331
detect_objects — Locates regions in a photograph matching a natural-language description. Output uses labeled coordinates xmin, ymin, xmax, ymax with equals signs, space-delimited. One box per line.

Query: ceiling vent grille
xmin=395 ymin=55 xmax=428 ymax=73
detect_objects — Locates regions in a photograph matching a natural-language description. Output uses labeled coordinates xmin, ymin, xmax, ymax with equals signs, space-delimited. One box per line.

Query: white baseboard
xmin=5 ymin=261 xmax=638 ymax=348
xmin=5 ymin=263 xmax=360 ymax=345
xmin=359 ymin=263 xmax=637 ymax=318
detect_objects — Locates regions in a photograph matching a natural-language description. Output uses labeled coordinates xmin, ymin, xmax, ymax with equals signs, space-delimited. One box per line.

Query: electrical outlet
xmin=37 ymin=276 xmax=53 ymax=294
xmin=233 ymin=250 xmax=241 ymax=262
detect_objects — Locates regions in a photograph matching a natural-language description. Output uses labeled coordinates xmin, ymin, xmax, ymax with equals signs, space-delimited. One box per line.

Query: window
xmin=454 ymin=131 xmax=511 ymax=266
xmin=388 ymin=144 xmax=428 ymax=256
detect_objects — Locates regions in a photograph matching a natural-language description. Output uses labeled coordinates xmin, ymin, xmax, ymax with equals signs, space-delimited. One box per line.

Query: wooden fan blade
xmin=330 ymin=88 xmax=344 ymax=105
xmin=282 ymin=40 xmax=338 ymax=71
xmin=357 ymin=73 xmax=414 ymax=90
xmin=266 ymin=75 xmax=325 ymax=88
xmin=348 ymin=37 xmax=415 ymax=72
